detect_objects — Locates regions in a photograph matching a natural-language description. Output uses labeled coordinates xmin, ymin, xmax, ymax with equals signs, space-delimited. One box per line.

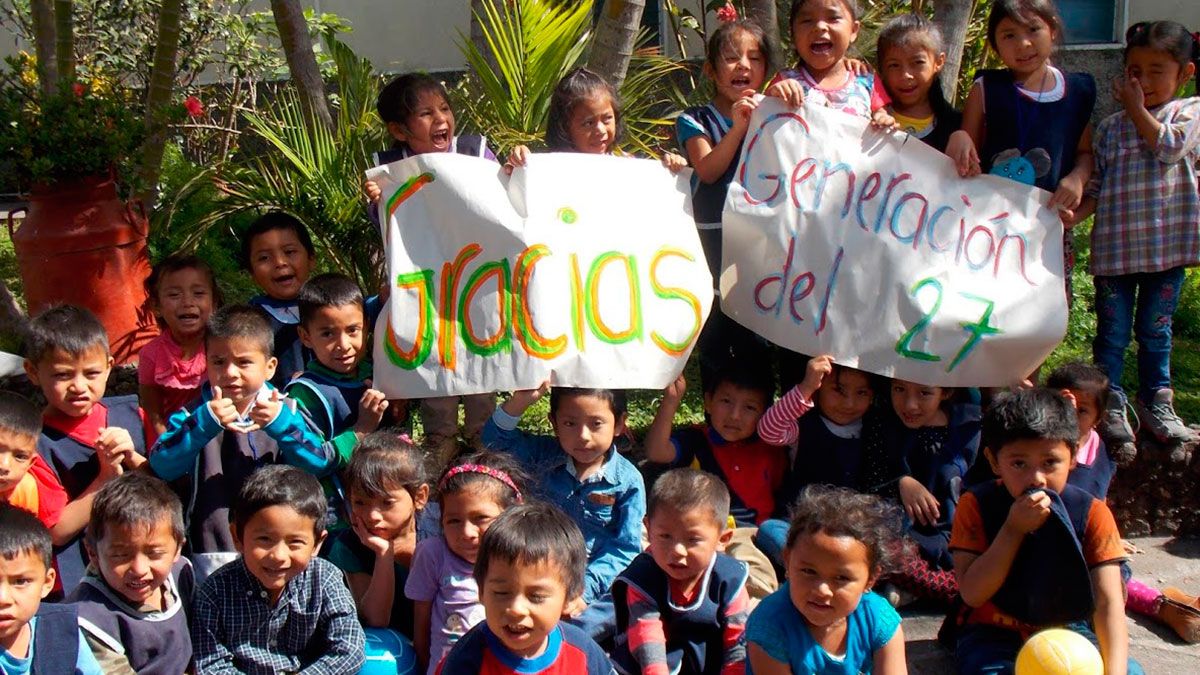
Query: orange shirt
xmin=2 ymin=454 xmax=67 ymax=529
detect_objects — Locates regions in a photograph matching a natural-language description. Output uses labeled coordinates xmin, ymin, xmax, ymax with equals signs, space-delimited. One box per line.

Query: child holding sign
xmin=1075 ymin=21 xmax=1200 ymax=450
xmin=676 ymin=16 xmax=776 ymax=386
xmin=364 ymin=73 xmax=498 ymax=461
xmin=875 ymin=13 xmax=962 ymax=153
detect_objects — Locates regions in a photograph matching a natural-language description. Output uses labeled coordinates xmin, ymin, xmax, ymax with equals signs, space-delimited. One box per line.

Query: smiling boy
xmin=191 ymin=465 xmax=364 ymax=673
xmin=438 ymin=502 xmax=612 ymax=674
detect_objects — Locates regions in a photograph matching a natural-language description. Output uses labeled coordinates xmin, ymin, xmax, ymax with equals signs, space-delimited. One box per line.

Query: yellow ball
xmin=1015 ymin=629 xmax=1104 ymax=675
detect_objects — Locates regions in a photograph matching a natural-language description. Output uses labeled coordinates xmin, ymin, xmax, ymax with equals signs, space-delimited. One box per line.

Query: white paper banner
xmin=368 ymin=153 xmax=712 ymax=397
xmin=721 ymin=98 xmax=1068 ymax=386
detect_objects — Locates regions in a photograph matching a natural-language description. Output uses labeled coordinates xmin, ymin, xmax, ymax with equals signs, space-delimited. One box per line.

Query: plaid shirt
xmin=191 ymin=557 xmax=364 ymax=674
xmin=1086 ymin=97 xmax=1200 ymax=276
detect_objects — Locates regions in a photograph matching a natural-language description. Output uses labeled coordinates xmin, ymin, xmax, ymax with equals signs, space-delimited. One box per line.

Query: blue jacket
xmin=482 ymin=408 xmax=645 ymax=603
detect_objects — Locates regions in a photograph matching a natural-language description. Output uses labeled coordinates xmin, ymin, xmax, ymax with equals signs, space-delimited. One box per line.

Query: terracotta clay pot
xmin=7 ymin=175 xmax=158 ymax=363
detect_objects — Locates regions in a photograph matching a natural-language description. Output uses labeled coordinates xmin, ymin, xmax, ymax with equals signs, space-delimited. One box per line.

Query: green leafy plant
xmin=0 ymin=55 xmax=145 ymax=189
xmin=453 ymin=0 xmax=688 ymax=156
xmin=166 ymin=34 xmax=387 ymax=290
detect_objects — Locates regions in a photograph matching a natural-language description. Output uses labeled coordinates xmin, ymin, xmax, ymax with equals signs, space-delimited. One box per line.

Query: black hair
xmin=648 ymin=468 xmax=731 ymax=529
xmin=239 ymin=211 xmax=316 ymax=272
xmin=0 ymin=502 xmax=52 ymax=569
xmin=473 ymin=501 xmax=587 ymax=601
xmin=1125 ymin=21 xmax=1200 ymax=86
xmin=875 ymin=13 xmax=956 ymax=120
xmin=545 ymin=67 xmax=624 ymax=152
xmin=705 ymin=19 xmax=777 ymax=81
xmin=23 ymin=304 xmax=109 ymax=364
xmin=86 ymin=472 xmax=185 ymax=548
xmin=231 ymin=464 xmax=327 ymax=538
xmin=377 ymin=73 xmax=450 ymax=127
xmin=982 ymin=387 xmax=1079 ymax=457
xmin=204 ymin=304 xmax=274 ymax=357
xmin=435 ymin=450 xmax=526 ymax=511
xmin=0 ymin=392 xmax=41 ymax=439
xmin=145 ymin=254 xmax=223 ymax=315
xmin=784 ymin=485 xmax=904 ymax=574
xmin=345 ymin=432 xmax=427 ymax=501
xmin=1045 ymin=362 xmax=1110 ymax=417
xmin=549 ymin=387 xmax=628 ymax=419
xmin=297 ymin=273 xmax=365 ymax=326
xmin=790 ymin=0 xmax=860 ymax=25
xmin=986 ymin=0 xmax=1063 ymax=51
xmin=704 ymin=360 xmax=774 ymax=402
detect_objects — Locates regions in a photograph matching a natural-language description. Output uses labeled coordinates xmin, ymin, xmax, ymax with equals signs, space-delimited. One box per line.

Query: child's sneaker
xmin=1136 ymin=389 xmax=1196 ymax=444
xmin=1160 ymin=588 xmax=1200 ymax=643
xmin=1099 ymin=392 xmax=1138 ymax=464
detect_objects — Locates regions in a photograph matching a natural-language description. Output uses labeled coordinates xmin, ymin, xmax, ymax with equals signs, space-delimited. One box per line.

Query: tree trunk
xmin=269 ymin=0 xmax=333 ymax=131
xmin=588 ymin=0 xmax=645 ymax=89
xmin=136 ymin=0 xmax=184 ymax=206
xmin=29 ymin=0 xmax=57 ymax=95
xmin=53 ymin=0 xmax=73 ymax=83
xmin=469 ymin=0 xmax=498 ymax=74
xmin=932 ymin=0 xmax=975 ymax=103
xmin=744 ymin=0 xmax=782 ymax=72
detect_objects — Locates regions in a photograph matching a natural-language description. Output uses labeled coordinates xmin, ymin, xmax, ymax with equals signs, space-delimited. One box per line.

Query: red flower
xmin=71 ymin=82 xmax=85 ymax=98
xmin=183 ymin=95 xmax=204 ymax=118
xmin=716 ymin=2 xmax=738 ymax=23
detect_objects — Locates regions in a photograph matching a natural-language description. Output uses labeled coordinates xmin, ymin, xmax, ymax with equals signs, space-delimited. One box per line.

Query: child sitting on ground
xmin=406 ymin=451 xmax=527 ymax=673
xmin=0 ymin=393 xmax=68 ymax=548
xmin=0 ymin=502 xmax=102 ymax=673
xmin=24 ymin=305 xmax=148 ymax=593
xmin=611 ymin=468 xmax=750 ymax=674
xmin=949 ymin=388 xmax=1139 ymax=674
xmin=437 ymin=502 xmax=613 ymax=674
xmin=67 ymin=472 xmax=193 ymax=674
xmin=482 ymin=383 xmax=645 ymax=614
xmin=147 ymin=305 xmax=330 ymax=581
xmin=644 ymin=367 xmax=785 ymax=528
xmin=326 ymin=431 xmax=429 ymax=638
xmin=746 ymin=485 xmax=907 ymax=674
xmin=1047 ymin=362 xmax=1200 ymax=644
xmin=241 ymin=212 xmax=316 ymax=389
xmin=190 ymin=465 xmax=364 ymax=673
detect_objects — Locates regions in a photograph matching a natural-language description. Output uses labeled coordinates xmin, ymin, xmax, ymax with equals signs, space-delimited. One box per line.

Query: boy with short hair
xmin=67 ymin=472 xmax=193 ymax=674
xmin=0 ymin=502 xmax=102 ymax=674
xmin=950 ymin=388 xmax=1139 ymax=675
xmin=643 ymin=366 xmax=786 ymax=527
xmin=23 ymin=305 xmax=148 ymax=592
xmin=482 ymin=384 xmax=645 ymax=610
xmin=0 ymin=392 xmax=68 ymax=535
xmin=287 ymin=273 xmax=388 ymax=473
xmin=148 ymin=305 xmax=331 ymax=580
xmin=241 ymin=212 xmax=317 ymax=389
xmin=611 ymin=468 xmax=750 ymax=674
xmin=438 ymin=502 xmax=613 ymax=674
xmin=191 ymin=464 xmax=364 ymax=673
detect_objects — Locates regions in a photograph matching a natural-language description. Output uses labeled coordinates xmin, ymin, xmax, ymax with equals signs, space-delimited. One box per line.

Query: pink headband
xmin=439 ymin=464 xmax=523 ymax=503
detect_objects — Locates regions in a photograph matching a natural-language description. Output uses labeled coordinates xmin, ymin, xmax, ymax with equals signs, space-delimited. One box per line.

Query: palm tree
xmin=932 ymin=0 xmax=976 ymax=102
xmin=270 ymin=0 xmax=333 ymax=131
xmin=588 ymin=0 xmax=645 ymax=88
xmin=52 ymin=0 xmax=73 ymax=83
xmin=29 ymin=0 xmax=56 ymax=95
xmin=138 ymin=0 xmax=184 ymax=203
xmin=744 ymin=0 xmax=782 ymax=69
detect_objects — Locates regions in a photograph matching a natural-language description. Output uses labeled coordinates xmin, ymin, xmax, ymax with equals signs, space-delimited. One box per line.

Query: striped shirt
xmin=1086 ymin=97 xmax=1200 ymax=276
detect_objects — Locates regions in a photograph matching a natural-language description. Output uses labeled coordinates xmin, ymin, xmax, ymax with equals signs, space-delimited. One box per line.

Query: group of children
xmin=0 ymin=0 xmax=1198 ymax=673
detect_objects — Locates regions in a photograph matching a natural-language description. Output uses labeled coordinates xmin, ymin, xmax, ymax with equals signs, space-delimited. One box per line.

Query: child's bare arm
xmin=644 ymin=375 xmax=686 ymax=464
xmin=414 ymin=599 xmax=433 ymax=670
xmin=1091 ymin=563 xmax=1130 ymax=675
xmin=500 ymin=380 xmax=550 ymax=417
xmin=139 ymin=384 xmax=167 ymax=437
xmin=872 ymin=624 xmax=908 ymax=675
xmin=954 ymin=491 xmax=1050 ymax=607
xmin=947 ymin=83 xmax=984 ymax=177
xmin=687 ymin=91 xmax=759 ymax=184
xmin=748 ymin=643 xmax=793 ymax=675
xmin=1050 ymin=124 xmax=1094 ymax=219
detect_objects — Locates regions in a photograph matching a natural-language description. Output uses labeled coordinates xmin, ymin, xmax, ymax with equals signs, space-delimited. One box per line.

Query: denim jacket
xmin=483 ymin=409 xmax=646 ymax=603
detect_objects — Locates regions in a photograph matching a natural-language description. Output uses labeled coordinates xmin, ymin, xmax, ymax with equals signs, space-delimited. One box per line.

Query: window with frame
xmin=1058 ymin=0 xmax=1119 ymax=44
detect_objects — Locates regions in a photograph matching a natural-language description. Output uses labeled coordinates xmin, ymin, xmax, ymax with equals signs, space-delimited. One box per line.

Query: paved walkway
xmin=902 ymin=536 xmax=1200 ymax=672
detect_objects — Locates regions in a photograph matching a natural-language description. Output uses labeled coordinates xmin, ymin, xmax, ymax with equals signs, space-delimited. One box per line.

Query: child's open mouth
xmin=503 ymin=624 xmax=533 ymax=638
xmin=810 ymin=40 xmax=833 ymax=56
xmin=431 ymin=129 xmax=451 ymax=146
xmin=731 ymin=76 xmax=751 ymax=88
